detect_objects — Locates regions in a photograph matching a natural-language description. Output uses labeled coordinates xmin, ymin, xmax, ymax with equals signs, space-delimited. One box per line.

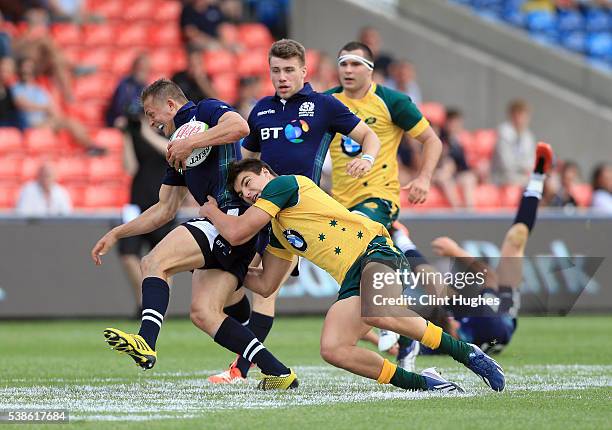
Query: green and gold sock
xmin=377 ymin=358 xmax=427 ymax=390
xmin=420 ymin=322 xmax=472 ymax=365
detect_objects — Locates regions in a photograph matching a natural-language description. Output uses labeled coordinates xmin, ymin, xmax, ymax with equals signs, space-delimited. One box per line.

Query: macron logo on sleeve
xmin=257 ymin=109 xmax=276 ymax=116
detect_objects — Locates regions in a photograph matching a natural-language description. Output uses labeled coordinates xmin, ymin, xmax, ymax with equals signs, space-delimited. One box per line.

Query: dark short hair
xmin=445 ymin=107 xmax=463 ymax=121
xmin=268 ymin=39 xmax=306 ymax=66
xmin=141 ymin=78 xmax=188 ymax=104
xmin=591 ymin=162 xmax=610 ymax=191
xmin=338 ymin=41 xmax=374 ymax=62
xmin=227 ymin=159 xmax=277 ymax=192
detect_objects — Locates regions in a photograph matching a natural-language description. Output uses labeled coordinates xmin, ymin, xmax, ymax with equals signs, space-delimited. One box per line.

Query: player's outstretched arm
xmin=345 ymin=121 xmax=381 ymax=178
xmin=402 ymin=126 xmax=443 ymax=204
xmin=244 ymin=251 xmax=294 ymax=297
xmin=199 ymin=196 xmax=271 ymax=246
xmin=91 ymin=185 xmax=188 ymax=265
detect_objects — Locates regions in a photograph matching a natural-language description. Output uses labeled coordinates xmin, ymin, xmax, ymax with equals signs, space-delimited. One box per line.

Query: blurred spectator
xmin=172 ymin=50 xmax=216 ymax=103
xmin=547 ymin=160 xmax=580 ymax=207
xmin=119 ymin=115 xmax=176 ymax=310
xmin=309 ymin=54 xmax=339 ymax=92
xmin=591 ymin=163 xmax=612 ymax=212
xmin=219 ymin=0 xmax=244 ymax=24
xmin=0 ymin=56 xmax=20 ymax=127
xmin=106 ymin=53 xmax=150 ymax=129
xmin=181 ymin=0 xmax=226 ymax=51
xmin=12 ymin=57 xmax=105 ymax=155
xmin=0 ymin=11 xmax=13 ymax=57
xmin=491 ymin=99 xmax=536 ymax=186
xmin=358 ymin=26 xmax=394 ymax=79
xmin=385 ymin=59 xmax=422 ymax=105
xmin=46 ymin=0 xmax=85 ymax=22
xmin=15 ymin=161 xmax=72 ymax=216
xmin=12 ymin=8 xmax=74 ymax=101
xmin=523 ymin=0 xmax=555 ymax=12
xmin=435 ymin=108 xmax=476 ymax=208
xmin=236 ymin=76 xmax=261 ymax=118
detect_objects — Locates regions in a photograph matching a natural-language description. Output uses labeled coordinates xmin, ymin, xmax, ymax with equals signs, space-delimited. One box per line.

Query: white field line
xmin=1 ymin=365 xmax=611 ymax=422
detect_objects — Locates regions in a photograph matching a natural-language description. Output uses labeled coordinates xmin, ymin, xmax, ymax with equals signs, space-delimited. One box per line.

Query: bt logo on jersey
xmin=261 ymin=120 xmax=310 ymax=143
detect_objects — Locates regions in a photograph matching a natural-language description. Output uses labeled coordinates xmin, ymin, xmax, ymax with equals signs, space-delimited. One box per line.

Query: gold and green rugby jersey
xmin=253 ymin=175 xmax=392 ymax=284
xmin=326 ymin=84 xmax=429 ymax=210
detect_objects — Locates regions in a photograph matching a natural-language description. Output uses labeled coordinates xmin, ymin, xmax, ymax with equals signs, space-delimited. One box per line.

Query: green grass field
xmin=1 ymin=316 xmax=611 ymax=429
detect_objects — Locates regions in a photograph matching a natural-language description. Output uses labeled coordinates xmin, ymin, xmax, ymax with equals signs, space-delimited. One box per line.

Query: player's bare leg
xmin=190 ymin=268 xmax=296 ymax=386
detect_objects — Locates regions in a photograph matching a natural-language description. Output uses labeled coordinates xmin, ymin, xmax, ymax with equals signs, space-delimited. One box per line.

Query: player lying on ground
xmin=397 ymin=142 xmax=553 ymax=370
xmin=200 ymin=158 xmax=506 ymax=392
xmin=91 ymin=79 xmax=297 ymax=390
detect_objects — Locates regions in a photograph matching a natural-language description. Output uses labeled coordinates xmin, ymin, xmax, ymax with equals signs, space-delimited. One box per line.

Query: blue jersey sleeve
xmin=326 ymin=95 xmax=361 ymax=135
xmin=241 ymin=108 xmax=260 ymax=153
xmin=161 ymin=164 xmax=186 ymax=186
xmin=195 ymin=98 xmax=235 ymax=127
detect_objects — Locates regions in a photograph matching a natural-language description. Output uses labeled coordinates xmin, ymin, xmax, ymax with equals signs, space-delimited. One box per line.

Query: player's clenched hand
xmin=91 ymin=231 xmax=118 ymax=265
xmin=346 ymin=158 xmax=373 ymax=178
xmin=166 ymin=138 xmax=193 ymax=172
xmin=402 ymin=175 xmax=430 ymax=204
xmin=431 ymin=236 xmax=460 ymax=257
xmin=198 ymin=195 xmax=218 ymax=218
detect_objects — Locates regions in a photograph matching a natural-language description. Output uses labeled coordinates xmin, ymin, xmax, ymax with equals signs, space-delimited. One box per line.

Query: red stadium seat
xmin=83 ymin=184 xmax=129 ymax=208
xmin=501 ymin=185 xmax=523 ymax=207
xmin=305 ymin=49 xmax=321 ymax=78
xmin=0 ymin=157 xmax=22 ymax=179
xmin=62 ymin=46 xmax=82 ymax=64
xmin=401 ymin=186 xmax=449 ymax=209
xmin=218 ymin=23 xmax=239 ymax=46
xmin=150 ymin=49 xmax=177 ymax=75
xmin=419 ymin=102 xmax=446 ymax=128
xmin=73 ymin=73 xmax=115 ymax=101
xmin=24 ymin=128 xmax=59 ymax=155
xmin=258 ymin=78 xmax=275 ymax=98
xmin=237 ymin=49 xmax=269 ymax=76
xmin=65 ymin=183 xmax=87 ymax=207
xmin=212 ymin=74 xmax=238 ymax=104
xmin=153 ymin=1 xmax=182 ymax=21
xmin=51 ymin=24 xmax=81 ymax=46
xmin=55 ymin=156 xmax=90 ymax=182
xmin=89 ymin=0 xmax=123 ymax=20
xmin=21 ymin=157 xmax=44 ymax=181
xmin=0 ymin=128 xmax=24 ymax=154
xmin=148 ymin=23 xmax=182 ymax=47
xmin=79 ymin=49 xmax=114 ymax=73
xmin=238 ymin=23 xmax=273 ymax=49
xmin=124 ymin=1 xmax=157 ymax=21
xmin=0 ymin=181 xmax=20 ymax=208
xmin=570 ymin=184 xmax=593 ymax=207
xmin=116 ymin=25 xmax=149 ymax=47
xmin=203 ymin=50 xmax=237 ymax=76
xmin=83 ymin=24 xmax=116 ymax=47
xmin=111 ymin=49 xmax=141 ymax=76
xmin=68 ymin=101 xmax=106 ymax=128
xmin=93 ymin=128 xmax=124 ymax=153
xmin=474 ymin=184 xmax=502 ymax=208
xmin=473 ymin=129 xmax=497 ymax=159
xmin=88 ymin=156 xmax=125 ymax=181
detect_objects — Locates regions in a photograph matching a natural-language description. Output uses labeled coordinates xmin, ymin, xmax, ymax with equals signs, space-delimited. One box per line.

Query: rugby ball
xmin=169 ymin=120 xmax=211 ymax=169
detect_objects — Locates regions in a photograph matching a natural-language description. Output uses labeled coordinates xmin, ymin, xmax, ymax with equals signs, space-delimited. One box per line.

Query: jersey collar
xmin=174 ymin=101 xmax=196 ymax=127
xmin=273 ymin=82 xmax=314 ymax=102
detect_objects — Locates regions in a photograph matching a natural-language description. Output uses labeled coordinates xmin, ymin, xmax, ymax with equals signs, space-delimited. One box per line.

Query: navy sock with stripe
xmin=236 ymin=311 xmax=274 ymax=377
xmin=214 ymin=317 xmax=289 ymax=376
xmin=138 ymin=277 xmax=170 ymax=349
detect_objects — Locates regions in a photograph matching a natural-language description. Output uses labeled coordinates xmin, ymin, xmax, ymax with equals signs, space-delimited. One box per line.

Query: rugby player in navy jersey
xmin=209 ymin=39 xmax=383 ymax=383
xmin=91 ymin=79 xmax=297 ymax=390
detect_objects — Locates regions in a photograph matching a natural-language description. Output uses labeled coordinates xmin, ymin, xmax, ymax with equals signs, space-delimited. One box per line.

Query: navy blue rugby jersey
xmin=162 ymin=99 xmax=245 ymax=210
xmin=241 ymin=83 xmax=360 ymax=184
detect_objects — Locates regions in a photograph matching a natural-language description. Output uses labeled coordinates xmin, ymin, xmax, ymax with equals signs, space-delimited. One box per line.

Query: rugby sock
xmin=236 ymin=311 xmax=275 ymax=377
xmin=214 ymin=317 xmax=289 ymax=376
xmin=392 ymin=228 xmax=429 ymax=268
xmin=513 ymin=173 xmax=544 ymax=232
xmin=223 ymin=295 xmax=251 ymax=325
xmin=138 ymin=277 xmax=170 ymax=349
xmin=420 ymin=321 xmax=471 ymax=365
xmin=378 ymin=358 xmax=427 ymax=390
